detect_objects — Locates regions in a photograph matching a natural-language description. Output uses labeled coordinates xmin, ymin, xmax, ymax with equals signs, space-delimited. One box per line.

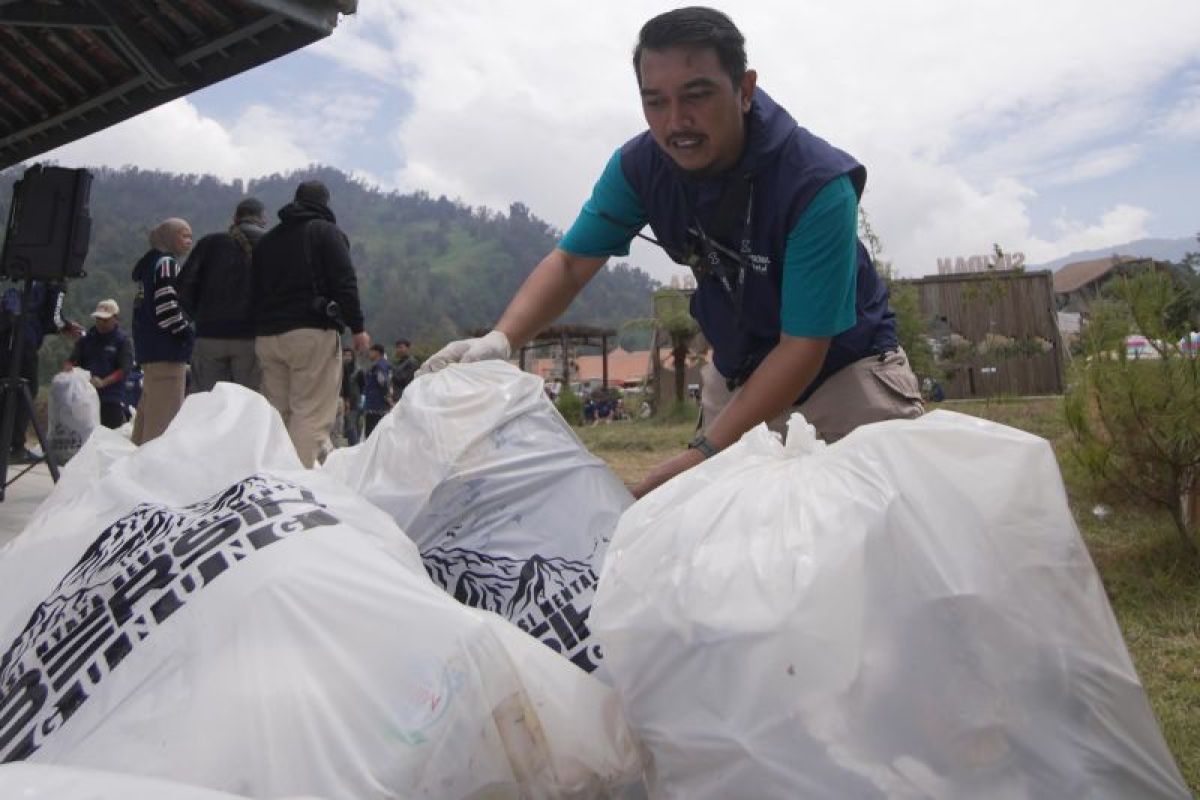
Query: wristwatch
xmin=687 ymin=433 xmax=719 ymax=459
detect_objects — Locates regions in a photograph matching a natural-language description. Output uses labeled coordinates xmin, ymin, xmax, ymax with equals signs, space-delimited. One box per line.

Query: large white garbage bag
xmin=46 ymin=367 xmax=100 ymax=464
xmin=0 ymin=763 xmax=320 ymax=799
xmin=0 ymin=384 xmax=640 ymax=799
xmin=590 ymin=410 xmax=1190 ymax=799
xmin=323 ymin=362 xmax=632 ymax=674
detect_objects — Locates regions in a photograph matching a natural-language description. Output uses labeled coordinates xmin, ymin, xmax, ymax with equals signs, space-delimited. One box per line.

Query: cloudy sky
xmin=43 ymin=1 xmax=1200 ymax=281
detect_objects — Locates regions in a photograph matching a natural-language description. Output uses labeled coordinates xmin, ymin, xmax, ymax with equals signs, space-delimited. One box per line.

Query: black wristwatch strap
xmin=688 ymin=433 xmax=719 ymax=459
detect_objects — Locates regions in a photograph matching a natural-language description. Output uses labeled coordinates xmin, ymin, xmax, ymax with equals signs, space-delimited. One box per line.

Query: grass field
xmin=578 ymin=397 xmax=1200 ymax=794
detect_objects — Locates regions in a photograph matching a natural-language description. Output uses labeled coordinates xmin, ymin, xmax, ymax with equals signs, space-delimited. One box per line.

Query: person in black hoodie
xmin=179 ymin=197 xmax=266 ymax=392
xmin=131 ymin=217 xmax=194 ymax=445
xmin=252 ymin=181 xmax=370 ymax=467
xmin=390 ymin=338 xmax=420 ymax=402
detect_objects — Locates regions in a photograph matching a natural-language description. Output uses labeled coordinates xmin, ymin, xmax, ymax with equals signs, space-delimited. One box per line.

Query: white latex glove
xmin=417 ymin=329 xmax=511 ymax=376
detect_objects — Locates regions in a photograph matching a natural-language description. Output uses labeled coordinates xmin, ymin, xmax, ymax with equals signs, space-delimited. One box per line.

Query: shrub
xmin=656 ymin=399 xmax=700 ymax=426
xmin=555 ymin=390 xmax=583 ymax=426
xmin=1064 ymin=271 xmax=1200 ymax=557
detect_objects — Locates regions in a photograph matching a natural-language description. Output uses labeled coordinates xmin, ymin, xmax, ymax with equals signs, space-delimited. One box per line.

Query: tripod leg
xmin=0 ymin=434 xmax=7 ymax=504
xmin=0 ymin=379 xmax=17 ymax=503
xmin=22 ymin=383 xmax=58 ymax=482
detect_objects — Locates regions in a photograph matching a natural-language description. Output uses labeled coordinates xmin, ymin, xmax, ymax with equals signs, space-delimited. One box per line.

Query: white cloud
xmin=308 ymin=5 xmax=413 ymax=89
xmin=39 ymin=99 xmax=309 ymax=180
xmin=34 ymin=1 xmax=1200 ymax=283
xmin=1154 ymin=72 xmax=1200 ymax=139
xmin=313 ymin=0 xmax=1200 ymax=278
xmin=1039 ymin=144 xmax=1143 ymax=186
xmin=38 ymin=90 xmax=383 ymax=186
xmin=1032 ymin=205 xmax=1153 ymax=261
xmin=1157 ymin=100 xmax=1200 ymax=138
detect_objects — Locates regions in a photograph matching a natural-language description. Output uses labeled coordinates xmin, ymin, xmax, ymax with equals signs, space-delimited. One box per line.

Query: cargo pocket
xmin=870 ymin=351 xmax=924 ymax=417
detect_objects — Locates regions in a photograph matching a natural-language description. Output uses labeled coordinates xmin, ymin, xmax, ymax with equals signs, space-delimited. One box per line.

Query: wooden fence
xmin=900 ymin=269 xmax=1065 ymax=399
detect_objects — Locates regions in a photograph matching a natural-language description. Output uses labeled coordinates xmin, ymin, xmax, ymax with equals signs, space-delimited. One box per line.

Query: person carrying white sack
xmin=66 ymin=299 xmax=133 ymax=430
xmin=419 ymin=6 xmax=923 ymax=497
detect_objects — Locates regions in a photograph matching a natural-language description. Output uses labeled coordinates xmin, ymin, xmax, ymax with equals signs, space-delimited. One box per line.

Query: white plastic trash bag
xmin=47 ymin=367 xmax=99 ymax=464
xmin=0 ymin=384 xmax=641 ymax=799
xmin=324 ymin=362 xmax=632 ymax=674
xmin=0 ymin=763 xmax=320 ymax=799
xmin=591 ymin=410 xmax=1190 ymax=799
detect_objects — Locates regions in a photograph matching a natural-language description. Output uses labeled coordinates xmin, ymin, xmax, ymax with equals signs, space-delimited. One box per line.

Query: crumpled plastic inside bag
xmin=0 ymin=384 xmax=640 ymax=799
xmin=323 ymin=362 xmax=632 ymax=674
xmin=591 ymin=410 xmax=1190 ymax=799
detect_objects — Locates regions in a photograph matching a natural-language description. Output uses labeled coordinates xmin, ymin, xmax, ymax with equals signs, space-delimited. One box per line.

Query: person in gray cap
xmin=251 ymin=180 xmax=370 ymax=467
xmin=179 ymin=197 xmax=267 ymax=393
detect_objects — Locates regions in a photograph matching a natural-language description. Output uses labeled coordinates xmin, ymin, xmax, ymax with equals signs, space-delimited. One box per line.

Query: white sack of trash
xmin=0 ymin=384 xmax=641 ymax=799
xmin=0 ymin=762 xmax=324 ymax=799
xmin=47 ymin=366 xmax=100 ymax=465
xmin=590 ymin=410 xmax=1191 ymax=799
xmin=323 ymin=361 xmax=632 ymax=674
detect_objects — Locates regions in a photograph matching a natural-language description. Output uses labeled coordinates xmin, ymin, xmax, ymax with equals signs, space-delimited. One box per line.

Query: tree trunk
xmin=1167 ymin=465 xmax=1200 ymax=559
xmin=1171 ymin=497 xmax=1200 ymax=559
xmin=672 ymin=338 xmax=688 ymax=404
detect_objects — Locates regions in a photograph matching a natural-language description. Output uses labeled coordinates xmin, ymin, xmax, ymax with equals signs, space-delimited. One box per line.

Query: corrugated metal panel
xmin=0 ymin=0 xmax=355 ymax=168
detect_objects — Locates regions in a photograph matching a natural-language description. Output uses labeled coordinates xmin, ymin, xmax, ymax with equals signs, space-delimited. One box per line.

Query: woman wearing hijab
xmin=131 ymin=218 xmax=194 ymax=445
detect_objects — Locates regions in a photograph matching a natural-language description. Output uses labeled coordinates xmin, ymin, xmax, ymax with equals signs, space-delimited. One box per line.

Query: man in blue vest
xmin=67 ymin=299 xmax=133 ymax=430
xmin=420 ymin=7 xmax=922 ymax=496
xmin=361 ymin=343 xmax=392 ymax=438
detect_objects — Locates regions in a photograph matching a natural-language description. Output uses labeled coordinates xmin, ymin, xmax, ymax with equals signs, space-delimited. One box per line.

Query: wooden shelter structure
xmin=900 ymin=269 xmax=1065 ymax=399
xmin=0 ymin=0 xmax=357 ymax=168
xmin=471 ymin=325 xmax=619 ymax=391
xmin=520 ymin=325 xmax=617 ymax=391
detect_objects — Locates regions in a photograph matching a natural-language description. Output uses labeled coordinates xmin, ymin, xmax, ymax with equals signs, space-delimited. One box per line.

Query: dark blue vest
xmin=76 ymin=327 xmax=128 ymax=403
xmin=132 ymin=249 xmax=194 ymax=364
xmin=619 ymin=89 xmax=896 ymax=401
xmin=363 ymin=359 xmax=392 ymax=413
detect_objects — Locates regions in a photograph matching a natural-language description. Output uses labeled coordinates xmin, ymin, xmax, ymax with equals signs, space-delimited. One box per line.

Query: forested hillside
xmin=0 ymin=164 xmax=659 ymax=353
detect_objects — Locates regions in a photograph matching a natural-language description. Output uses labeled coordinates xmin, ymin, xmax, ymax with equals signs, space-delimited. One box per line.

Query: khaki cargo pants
xmin=131 ymin=361 xmax=188 ymax=446
xmin=701 ymin=348 xmax=925 ymax=443
xmin=256 ymin=328 xmax=341 ymax=467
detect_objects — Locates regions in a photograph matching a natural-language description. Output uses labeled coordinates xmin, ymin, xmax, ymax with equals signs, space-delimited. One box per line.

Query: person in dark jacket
xmin=131 ymin=217 xmax=194 ymax=445
xmin=338 ymin=346 xmax=362 ymax=446
xmin=390 ymin=338 xmax=419 ymax=402
xmin=252 ymin=180 xmax=370 ymax=467
xmin=0 ymin=280 xmax=82 ymax=461
xmin=418 ymin=7 xmax=921 ymax=497
xmin=362 ymin=343 xmax=392 ymax=438
xmin=67 ymin=298 xmax=133 ymax=429
xmin=179 ymin=197 xmax=266 ymax=392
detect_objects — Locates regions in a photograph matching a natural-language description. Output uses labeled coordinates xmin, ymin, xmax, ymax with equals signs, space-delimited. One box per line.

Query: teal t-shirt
xmin=560 ymin=149 xmax=859 ymax=338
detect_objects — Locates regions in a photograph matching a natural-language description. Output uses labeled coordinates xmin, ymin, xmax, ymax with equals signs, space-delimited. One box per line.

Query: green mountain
xmin=0 ymin=164 xmax=660 ymax=361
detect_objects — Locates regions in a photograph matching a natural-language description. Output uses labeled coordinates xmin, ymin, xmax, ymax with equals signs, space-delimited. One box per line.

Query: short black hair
xmin=369 ymin=343 xmax=385 ymax=355
xmin=633 ymin=7 xmax=746 ymax=87
xmin=295 ymin=180 xmax=330 ymax=207
xmin=394 ymin=338 xmax=411 ymax=347
xmin=234 ymin=197 xmax=264 ymax=221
